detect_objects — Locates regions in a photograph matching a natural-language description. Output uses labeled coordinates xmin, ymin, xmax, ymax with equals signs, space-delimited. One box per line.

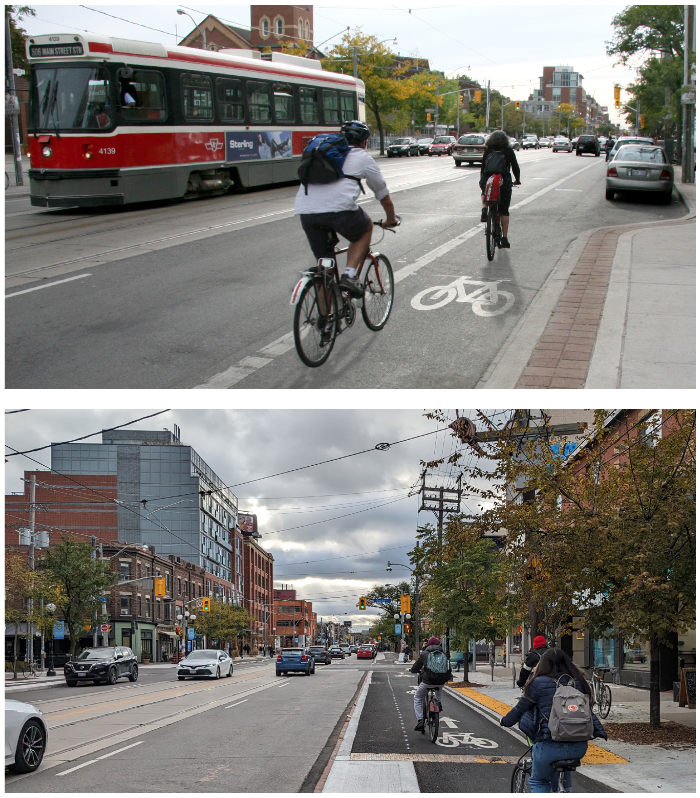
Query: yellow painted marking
xmin=450 ymin=687 xmax=629 ymax=764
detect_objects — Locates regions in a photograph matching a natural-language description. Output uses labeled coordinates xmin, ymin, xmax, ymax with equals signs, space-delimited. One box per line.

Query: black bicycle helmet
xmin=341 ymin=120 xmax=371 ymax=144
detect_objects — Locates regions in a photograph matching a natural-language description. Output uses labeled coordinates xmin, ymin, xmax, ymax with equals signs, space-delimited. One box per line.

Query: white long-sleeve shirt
xmin=294 ymin=147 xmax=390 ymax=214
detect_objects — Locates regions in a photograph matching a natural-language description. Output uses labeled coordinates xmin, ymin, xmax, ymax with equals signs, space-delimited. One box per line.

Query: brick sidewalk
xmin=516 ymin=218 xmax=693 ymax=388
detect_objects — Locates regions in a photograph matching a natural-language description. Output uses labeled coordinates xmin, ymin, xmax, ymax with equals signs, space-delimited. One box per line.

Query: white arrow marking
xmin=440 ymin=716 xmax=459 ymax=729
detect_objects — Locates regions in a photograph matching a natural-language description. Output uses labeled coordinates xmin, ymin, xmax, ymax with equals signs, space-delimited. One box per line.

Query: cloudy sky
xmin=21 ymin=3 xmax=640 ymax=125
xmin=5 ymin=408 xmax=510 ymax=631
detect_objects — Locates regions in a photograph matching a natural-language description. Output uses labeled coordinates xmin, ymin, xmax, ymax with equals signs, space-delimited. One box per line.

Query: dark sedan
xmin=64 ymin=646 xmax=138 ymax=686
xmin=387 ymin=137 xmax=419 ymax=157
xmin=328 ymin=647 xmax=345 ymax=659
xmin=307 ymin=646 xmax=332 ymax=665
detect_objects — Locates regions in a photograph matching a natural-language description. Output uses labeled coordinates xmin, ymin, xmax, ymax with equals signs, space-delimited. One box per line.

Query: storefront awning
xmin=158 ymin=631 xmax=178 ymax=638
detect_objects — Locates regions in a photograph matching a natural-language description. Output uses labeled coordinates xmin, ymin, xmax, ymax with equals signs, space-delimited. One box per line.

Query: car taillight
xmin=301 ymin=654 xmax=307 ymax=661
xmin=276 ymin=655 xmax=282 ymax=661
xmin=660 ymin=169 xmax=672 ymax=180
xmin=607 ymin=167 xmax=618 ymax=177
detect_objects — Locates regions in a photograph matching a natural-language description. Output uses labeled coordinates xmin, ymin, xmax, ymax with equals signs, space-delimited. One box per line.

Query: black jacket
xmin=480 ymin=145 xmax=521 ymax=188
xmin=410 ymin=644 xmax=451 ymax=685
xmin=501 ymin=675 xmax=607 ymax=743
xmin=517 ymin=644 xmax=548 ymax=688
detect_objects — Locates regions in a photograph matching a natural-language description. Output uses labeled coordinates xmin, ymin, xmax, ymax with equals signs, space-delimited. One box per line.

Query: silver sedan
xmin=552 ymin=137 xmax=572 ymax=153
xmin=605 ymin=145 xmax=674 ymax=204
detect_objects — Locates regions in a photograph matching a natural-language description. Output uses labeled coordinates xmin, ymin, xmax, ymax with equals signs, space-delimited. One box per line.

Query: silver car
xmin=552 ymin=137 xmax=572 ymax=153
xmin=605 ymin=145 xmax=674 ymax=204
xmin=606 ymin=135 xmax=655 ymax=162
xmin=5 ymin=700 xmax=48 ymax=773
xmin=177 ymin=649 xmax=233 ymax=679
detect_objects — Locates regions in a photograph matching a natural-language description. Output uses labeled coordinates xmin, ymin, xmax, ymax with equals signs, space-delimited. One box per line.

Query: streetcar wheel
xmin=293 ymin=278 xmax=337 ymax=367
xmin=361 ymin=254 xmax=394 ymax=331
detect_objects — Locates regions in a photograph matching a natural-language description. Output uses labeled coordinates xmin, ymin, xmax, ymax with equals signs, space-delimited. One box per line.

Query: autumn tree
xmin=42 ymin=538 xmax=115 ymax=658
xmin=192 ymin=600 xmax=251 ymax=650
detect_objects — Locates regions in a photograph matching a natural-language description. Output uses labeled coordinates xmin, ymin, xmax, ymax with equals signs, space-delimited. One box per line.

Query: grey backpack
xmin=547 ymin=675 xmax=594 ymax=742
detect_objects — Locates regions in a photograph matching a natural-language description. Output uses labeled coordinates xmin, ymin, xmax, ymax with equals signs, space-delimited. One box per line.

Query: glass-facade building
xmin=51 ymin=429 xmax=239 ymax=593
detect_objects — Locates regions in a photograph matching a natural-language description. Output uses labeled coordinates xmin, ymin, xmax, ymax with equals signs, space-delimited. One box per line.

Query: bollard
xmin=512 ymin=661 xmax=516 ymax=688
xmin=490 ymin=654 xmax=495 ymax=681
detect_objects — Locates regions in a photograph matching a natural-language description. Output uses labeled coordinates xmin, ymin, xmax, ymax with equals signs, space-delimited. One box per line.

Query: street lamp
xmin=177 ymin=8 xmax=206 ymax=50
xmin=45 ymin=603 xmax=56 ymax=676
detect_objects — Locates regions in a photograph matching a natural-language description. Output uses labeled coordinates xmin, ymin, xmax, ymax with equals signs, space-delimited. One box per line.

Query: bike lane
xmin=323 ymin=669 xmax=619 ymax=793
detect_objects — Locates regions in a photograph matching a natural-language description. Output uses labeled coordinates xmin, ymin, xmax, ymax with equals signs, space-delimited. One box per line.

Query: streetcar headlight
xmin=42 ymin=145 xmax=52 ymax=158
xmin=83 ymin=144 xmax=93 ymax=160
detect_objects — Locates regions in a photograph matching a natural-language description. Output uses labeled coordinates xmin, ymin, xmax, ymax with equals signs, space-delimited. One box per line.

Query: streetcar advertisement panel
xmin=225 ymin=131 xmax=292 ymax=162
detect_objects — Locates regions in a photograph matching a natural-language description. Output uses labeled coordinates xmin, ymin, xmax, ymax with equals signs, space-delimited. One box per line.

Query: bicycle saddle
xmin=549 ymin=758 xmax=581 ymax=770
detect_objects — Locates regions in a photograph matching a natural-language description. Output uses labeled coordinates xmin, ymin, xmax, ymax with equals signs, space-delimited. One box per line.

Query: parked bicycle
xmin=511 ymin=742 xmax=582 ymax=793
xmin=291 ymin=219 xmax=399 ymax=367
xmin=589 ymin=666 xmax=617 ymax=719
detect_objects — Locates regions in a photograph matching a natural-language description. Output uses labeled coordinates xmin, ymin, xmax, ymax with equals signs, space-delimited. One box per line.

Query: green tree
xmin=366 ymin=582 xmax=412 ymax=647
xmin=42 ymin=538 xmax=115 ymax=658
xmin=6 ymin=6 xmax=35 ymax=73
xmin=192 ymin=600 xmax=251 ymax=649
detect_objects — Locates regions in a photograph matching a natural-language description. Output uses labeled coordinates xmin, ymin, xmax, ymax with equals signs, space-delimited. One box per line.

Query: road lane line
xmin=56 ymin=741 xmax=144 ymax=775
xmin=6 ymin=274 xmax=91 ymax=298
xmin=194 ymin=160 xmax=602 ymax=389
xmin=224 ymin=699 xmax=249 ymax=708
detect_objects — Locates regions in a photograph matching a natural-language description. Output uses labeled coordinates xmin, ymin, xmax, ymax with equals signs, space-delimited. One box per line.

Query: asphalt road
xmin=6 ymin=150 xmax=684 ymax=388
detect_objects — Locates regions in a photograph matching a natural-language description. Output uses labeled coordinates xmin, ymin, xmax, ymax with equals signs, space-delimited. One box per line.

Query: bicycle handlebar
xmin=375 ymin=215 xmax=402 ymax=231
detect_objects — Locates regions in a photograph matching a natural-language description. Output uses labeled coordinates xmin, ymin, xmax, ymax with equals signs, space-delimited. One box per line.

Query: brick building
xmin=272 ymin=589 xmax=316 ymax=648
xmin=242 ymin=529 xmax=274 ymax=651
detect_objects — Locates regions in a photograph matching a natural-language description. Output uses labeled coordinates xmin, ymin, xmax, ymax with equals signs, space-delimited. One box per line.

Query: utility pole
xmin=434 ymin=79 xmax=440 ymax=135
xmin=682 ymin=4 xmax=696 ymax=183
xmin=5 ymin=13 xmax=24 ymax=187
xmin=485 ymin=80 xmax=491 ymax=132
xmin=522 ymin=101 xmax=526 ymax=138
xmin=418 ymin=471 xmax=462 ymax=659
xmin=353 ymin=46 xmax=358 ymax=79
xmin=28 ymin=475 xmax=36 ymax=666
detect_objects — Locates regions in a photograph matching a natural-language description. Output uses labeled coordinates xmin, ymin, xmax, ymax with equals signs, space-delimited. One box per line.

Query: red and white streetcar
xmin=26 ymin=33 xmax=365 ymax=207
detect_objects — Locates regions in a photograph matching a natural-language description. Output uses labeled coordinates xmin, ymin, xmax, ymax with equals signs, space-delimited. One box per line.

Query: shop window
xmin=593 ymin=635 xmax=615 ymax=667
xmin=624 ymin=638 xmax=650 ymax=670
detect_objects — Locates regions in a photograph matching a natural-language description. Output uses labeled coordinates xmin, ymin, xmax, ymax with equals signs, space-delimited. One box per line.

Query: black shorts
xmin=480 ymin=179 xmax=513 ymax=216
xmin=300 ymin=208 xmax=372 ymax=260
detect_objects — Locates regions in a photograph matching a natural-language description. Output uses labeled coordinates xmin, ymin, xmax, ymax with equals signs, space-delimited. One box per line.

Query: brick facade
xmin=242 ymin=534 xmax=274 ymax=650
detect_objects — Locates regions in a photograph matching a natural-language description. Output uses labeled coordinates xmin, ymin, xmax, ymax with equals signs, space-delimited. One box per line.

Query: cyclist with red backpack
xmin=295 ymin=120 xmax=399 ymax=298
xmin=410 ymin=636 xmax=452 ymax=731
xmin=479 ymin=130 xmax=521 ymax=249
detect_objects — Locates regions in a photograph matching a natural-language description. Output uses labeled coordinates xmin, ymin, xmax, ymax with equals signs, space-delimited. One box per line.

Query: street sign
xmin=101 ymin=624 xmax=109 ymax=632
xmin=395 ymin=624 xmax=402 ymax=635
xmin=373 ymin=598 xmax=392 ymax=604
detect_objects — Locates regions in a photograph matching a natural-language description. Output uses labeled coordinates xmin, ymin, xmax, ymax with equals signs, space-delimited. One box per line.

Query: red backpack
xmin=485 ymin=173 xmax=503 ymax=203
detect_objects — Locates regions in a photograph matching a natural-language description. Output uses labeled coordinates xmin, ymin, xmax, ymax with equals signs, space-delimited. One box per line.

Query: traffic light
xmin=515 ymin=101 xmax=521 ymax=111
xmin=614 ymin=86 xmax=621 ymax=108
xmin=359 ymin=596 xmax=366 ymax=610
xmin=202 ymin=598 xmax=210 ymax=612
xmin=474 ymin=89 xmax=482 ymax=103
xmin=377 ymin=635 xmax=381 ymax=641
xmin=640 ymin=114 xmax=645 ymax=128
xmin=426 ymin=112 xmax=432 ymax=121
xmin=175 ymin=626 xmax=181 ymax=635
xmin=400 ymin=594 xmax=411 ymax=613
xmin=154 ymin=576 xmax=165 ymax=597
xmin=405 ymin=623 xmax=412 ymax=634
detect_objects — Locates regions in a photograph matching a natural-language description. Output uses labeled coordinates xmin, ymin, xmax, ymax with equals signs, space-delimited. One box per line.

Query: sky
xmin=5 ymin=408 xmax=509 ymax=632
xmin=19 ymin=3 xmax=643 ymax=126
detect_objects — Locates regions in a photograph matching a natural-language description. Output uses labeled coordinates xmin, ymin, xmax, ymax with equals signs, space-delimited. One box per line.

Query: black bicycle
xmin=511 ymin=742 xmax=581 ymax=793
xmin=485 ymin=182 xmax=519 ymax=261
xmin=291 ymin=219 xmax=399 ymax=367
xmin=421 ymin=684 xmax=441 ymax=743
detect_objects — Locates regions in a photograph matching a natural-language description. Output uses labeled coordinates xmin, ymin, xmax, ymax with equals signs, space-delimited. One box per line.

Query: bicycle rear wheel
xmin=361 ymin=254 xmax=394 ymax=331
xmin=486 ymin=207 xmax=496 ymax=261
xmin=511 ymin=764 xmax=531 ymax=793
xmin=293 ymin=278 xmax=337 ymax=367
xmin=427 ymin=709 xmax=439 ymax=742
xmin=599 ymin=683 xmax=612 ymax=718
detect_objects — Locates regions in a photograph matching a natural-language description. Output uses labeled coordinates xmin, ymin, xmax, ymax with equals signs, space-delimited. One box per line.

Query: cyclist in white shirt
xmin=295 ymin=120 xmax=398 ymax=298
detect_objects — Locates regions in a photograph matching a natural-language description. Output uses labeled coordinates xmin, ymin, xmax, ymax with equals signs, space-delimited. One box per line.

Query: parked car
xmin=521 ymin=135 xmax=541 ymax=150
xmin=64 ymin=646 xmax=138 ymax=686
xmin=606 ymin=136 xmax=656 ymax=162
xmin=307 ymin=646 xmax=331 ymax=665
xmin=452 ymin=133 xmax=487 ymax=166
xmin=5 ymin=700 xmax=48 ymax=773
xmin=387 ymin=137 xmax=419 ymax=157
xmin=416 ymin=137 xmax=433 ymax=155
xmin=552 ymin=137 xmax=573 ymax=153
xmin=177 ymin=649 xmax=233 ymax=680
xmin=276 ymin=647 xmax=315 ymax=676
xmin=356 ymin=646 xmax=374 ymax=659
xmin=508 ymin=137 xmax=521 ymax=150
xmin=543 ymin=136 xmax=555 ymax=148
xmin=576 ymin=134 xmax=601 ymax=156
xmin=606 ymin=145 xmax=674 ymax=204
xmin=328 ymin=647 xmax=345 ymax=659
xmin=429 ymin=136 xmax=457 ymax=156
xmin=340 ymin=644 xmax=352 ymax=656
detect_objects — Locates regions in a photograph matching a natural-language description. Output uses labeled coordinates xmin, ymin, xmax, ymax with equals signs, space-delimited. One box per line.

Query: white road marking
xmin=194 ymin=159 xmax=600 ymax=389
xmin=6 ymin=273 xmax=91 ymax=298
xmin=555 ymin=188 xmax=583 ymax=192
xmin=224 ymin=699 xmax=249 ymax=708
xmin=57 ymin=741 xmax=144 ymax=775
xmin=440 ymin=716 xmax=460 ymax=728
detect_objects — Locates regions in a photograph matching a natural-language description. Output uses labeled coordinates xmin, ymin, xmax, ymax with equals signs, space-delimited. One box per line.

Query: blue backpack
xmin=298 ymin=133 xmax=365 ymax=194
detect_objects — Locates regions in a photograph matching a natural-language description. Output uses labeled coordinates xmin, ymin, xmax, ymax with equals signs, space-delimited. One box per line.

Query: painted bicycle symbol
xmin=411 ymin=276 xmax=515 ymax=316
xmin=436 ymin=732 xmax=498 ymax=749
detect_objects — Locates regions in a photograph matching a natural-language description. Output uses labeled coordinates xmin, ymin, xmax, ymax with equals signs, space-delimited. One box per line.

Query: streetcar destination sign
xmin=29 ymin=44 xmax=84 ymax=57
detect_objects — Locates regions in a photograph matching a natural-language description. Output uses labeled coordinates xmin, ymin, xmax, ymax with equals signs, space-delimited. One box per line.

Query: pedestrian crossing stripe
xmin=448 ymin=687 xmax=628 ymax=765
xmin=350 ymin=753 xmax=522 ymax=763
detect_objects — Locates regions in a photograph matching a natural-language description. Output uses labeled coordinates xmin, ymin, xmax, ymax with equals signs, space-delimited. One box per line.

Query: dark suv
xmin=64 ymin=646 xmax=138 ymax=686
xmin=307 ymin=646 xmax=331 ymax=665
xmin=576 ymin=135 xmax=601 ymax=157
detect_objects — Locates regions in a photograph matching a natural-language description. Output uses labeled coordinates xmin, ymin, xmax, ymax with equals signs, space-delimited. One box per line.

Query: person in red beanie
xmin=409 ymin=636 xmax=452 ymax=731
xmin=517 ymin=634 xmax=548 ymax=688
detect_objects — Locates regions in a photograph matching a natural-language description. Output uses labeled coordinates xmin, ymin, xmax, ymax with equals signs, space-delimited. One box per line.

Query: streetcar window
xmin=299 ymin=87 xmax=318 ymax=124
xmin=273 ymin=83 xmax=294 ymax=123
xmin=181 ymin=73 xmax=213 ymax=121
xmin=121 ymin=70 xmax=166 ymax=121
xmin=247 ymin=81 xmax=271 ymax=123
xmin=31 ymin=66 xmax=113 ymax=131
xmin=216 ymin=77 xmax=244 ymax=123
xmin=340 ymin=92 xmax=355 ymax=122
xmin=322 ymin=90 xmax=339 ymax=124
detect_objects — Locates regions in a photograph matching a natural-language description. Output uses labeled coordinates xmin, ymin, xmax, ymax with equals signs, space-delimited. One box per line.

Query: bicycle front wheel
xmin=293 ymin=278 xmax=337 ymax=367
xmin=361 ymin=254 xmax=394 ymax=331
xmin=486 ymin=208 xmax=496 ymax=261
xmin=599 ymin=684 xmax=612 ymax=718
xmin=511 ymin=764 xmax=531 ymax=793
